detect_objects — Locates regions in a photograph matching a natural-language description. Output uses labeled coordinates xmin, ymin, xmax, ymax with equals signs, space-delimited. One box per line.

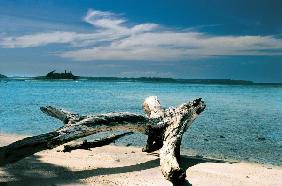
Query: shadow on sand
xmin=0 ymin=154 xmax=228 ymax=186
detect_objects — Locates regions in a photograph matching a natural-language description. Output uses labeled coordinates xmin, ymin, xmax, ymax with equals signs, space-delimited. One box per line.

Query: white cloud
xmin=1 ymin=9 xmax=282 ymax=61
xmin=1 ymin=31 xmax=77 ymax=48
xmin=60 ymin=46 xmax=189 ymax=61
xmin=83 ymin=9 xmax=127 ymax=32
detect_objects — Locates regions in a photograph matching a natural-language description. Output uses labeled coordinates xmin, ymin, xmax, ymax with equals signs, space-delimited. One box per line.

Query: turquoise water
xmin=0 ymin=80 xmax=282 ymax=165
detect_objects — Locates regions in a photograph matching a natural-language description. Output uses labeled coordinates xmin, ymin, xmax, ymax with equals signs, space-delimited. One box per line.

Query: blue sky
xmin=0 ymin=0 xmax=281 ymax=82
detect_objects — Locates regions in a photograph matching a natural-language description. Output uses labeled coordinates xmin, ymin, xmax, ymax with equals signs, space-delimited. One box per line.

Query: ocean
xmin=0 ymin=80 xmax=281 ymax=165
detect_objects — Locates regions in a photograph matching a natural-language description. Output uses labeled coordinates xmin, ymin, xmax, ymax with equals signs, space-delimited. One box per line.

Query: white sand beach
xmin=0 ymin=133 xmax=281 ymax=186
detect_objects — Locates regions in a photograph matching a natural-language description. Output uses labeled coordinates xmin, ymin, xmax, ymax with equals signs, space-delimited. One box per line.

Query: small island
xmin=36 ymin=70 xmax=78 ymax=80
xmin=84 ymin=77 xmax=254 ymax=85
xmin=0 ymin=74 xmax=7 ymax=79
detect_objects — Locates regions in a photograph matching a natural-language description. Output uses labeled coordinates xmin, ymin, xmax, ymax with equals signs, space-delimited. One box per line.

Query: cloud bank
xmin=1 ymin=9 xmax=282 ymax=61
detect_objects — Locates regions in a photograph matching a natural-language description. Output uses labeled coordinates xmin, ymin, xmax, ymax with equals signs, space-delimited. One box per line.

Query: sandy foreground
xmin=0 ymin=133 xmax=281 ymax=186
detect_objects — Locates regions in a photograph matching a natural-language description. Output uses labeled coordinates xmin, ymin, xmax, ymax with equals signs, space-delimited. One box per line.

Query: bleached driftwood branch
xmin=143 ymin=96 xmax=205 ymax=182
xmin=0 ymin=96 xmax=205 ymax=183
xmin=0 ymin=112 xmax=150 ymax=166
xmin=160 ymin=98 xmax=204 ymax=182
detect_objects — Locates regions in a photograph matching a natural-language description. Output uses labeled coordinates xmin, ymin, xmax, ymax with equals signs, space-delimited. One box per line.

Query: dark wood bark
xmin=63 ymin=132 xmax=133 ymax=152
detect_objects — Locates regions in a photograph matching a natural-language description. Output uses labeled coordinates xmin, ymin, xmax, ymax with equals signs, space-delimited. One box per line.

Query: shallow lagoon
xmin=0 ymin=80 xmax=281 ymax=165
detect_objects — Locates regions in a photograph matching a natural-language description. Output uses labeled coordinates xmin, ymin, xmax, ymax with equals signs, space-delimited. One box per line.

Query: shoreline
xmin=1 ymin=133 xmax=282 ymax=186
xmin=1 ymin=132 xmax=280 ymax=167
xmin=2 ymin=76 xmax=282 ymax=86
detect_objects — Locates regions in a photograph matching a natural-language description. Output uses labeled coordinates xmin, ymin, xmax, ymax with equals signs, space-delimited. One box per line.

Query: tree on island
xmin=0 ymin=74 xmax=7 ymax=79
xmin=45 ymin=70 xmax=78 ymax=80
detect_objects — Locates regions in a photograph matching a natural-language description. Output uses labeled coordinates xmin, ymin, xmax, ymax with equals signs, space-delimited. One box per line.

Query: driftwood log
xmin=0 ymin=96 xmax=205 ymax=183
